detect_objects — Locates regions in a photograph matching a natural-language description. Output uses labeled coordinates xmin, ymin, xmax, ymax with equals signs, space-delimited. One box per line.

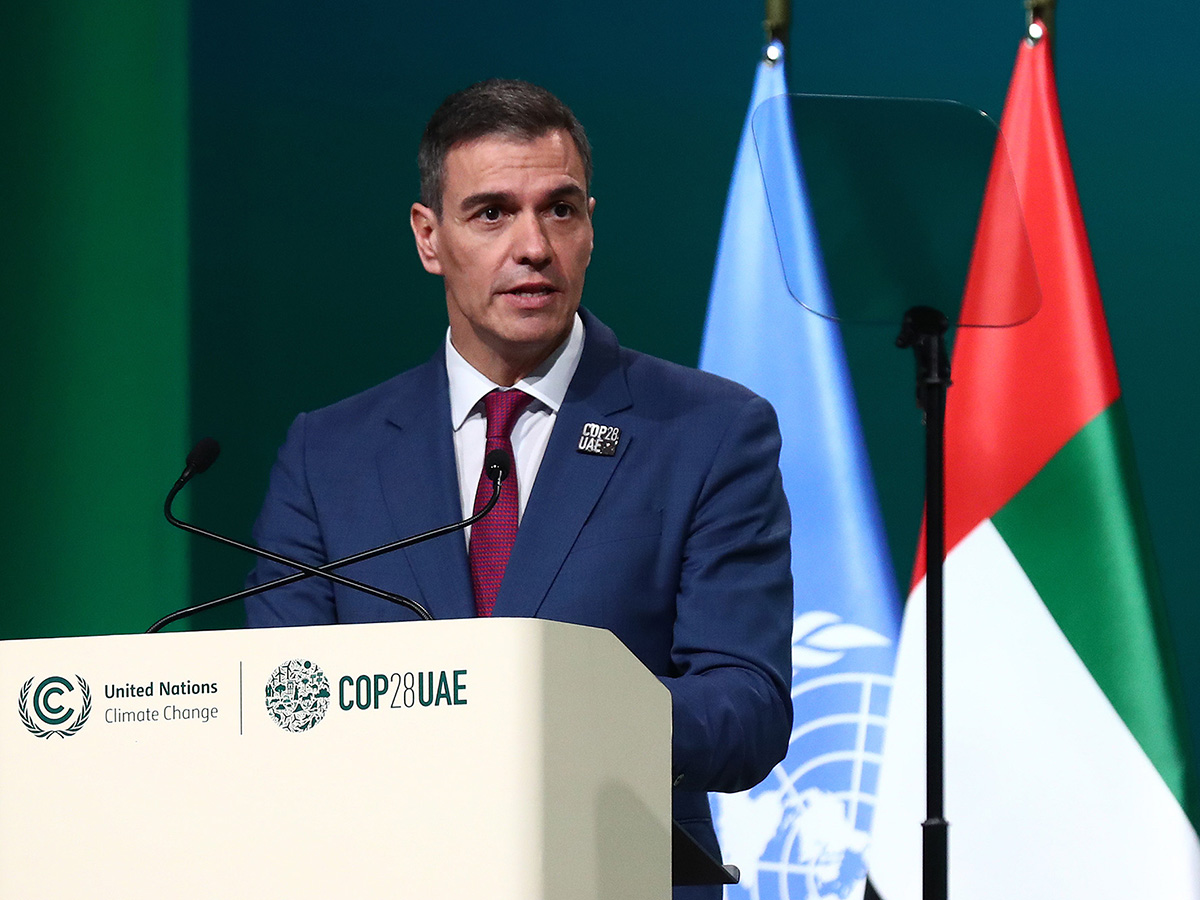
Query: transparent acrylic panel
xmin=751 ymin=94 xmax=1040 ymax=327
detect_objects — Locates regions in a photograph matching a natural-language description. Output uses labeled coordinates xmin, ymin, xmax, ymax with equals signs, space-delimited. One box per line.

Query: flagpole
xmin=764 ymin=0 xmax=790 ymax=47
xmin=1024 ymin=0 xmax=1056 ymax=49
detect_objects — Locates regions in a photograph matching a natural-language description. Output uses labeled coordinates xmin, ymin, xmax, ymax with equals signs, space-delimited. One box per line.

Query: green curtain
xmin=0 ymin=3 xmax=190 ymax=638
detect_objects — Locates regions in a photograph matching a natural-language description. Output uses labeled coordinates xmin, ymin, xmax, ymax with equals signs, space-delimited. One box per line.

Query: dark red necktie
xmin=469 ymin=389 xmax=533 ymax=616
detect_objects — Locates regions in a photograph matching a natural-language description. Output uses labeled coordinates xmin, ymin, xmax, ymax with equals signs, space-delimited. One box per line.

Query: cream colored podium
xmin=0 ymin=618 xmax=671 ymax=899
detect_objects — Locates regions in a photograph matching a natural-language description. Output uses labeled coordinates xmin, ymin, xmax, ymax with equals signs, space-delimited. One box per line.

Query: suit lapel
xmin=376 ymin=356 xmax=476 ymax=619
xmin=494 ymin=311 xmax=632 ymax=619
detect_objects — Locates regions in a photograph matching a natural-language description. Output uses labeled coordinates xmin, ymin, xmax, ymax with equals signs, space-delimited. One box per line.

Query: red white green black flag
xmin=870 ymin=21 xmax=1199 ymax=899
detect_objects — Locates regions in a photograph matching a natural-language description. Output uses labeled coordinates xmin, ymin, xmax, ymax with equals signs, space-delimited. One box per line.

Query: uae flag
xmin=869 ymin=21 xmax=1200 ymax=899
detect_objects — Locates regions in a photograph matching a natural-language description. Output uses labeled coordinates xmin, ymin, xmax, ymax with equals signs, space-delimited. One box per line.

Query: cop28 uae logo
xmin=265 ymin=659 xmax=330 ymax=732
xmin=19 ymin=675 xmax=92 ymax=738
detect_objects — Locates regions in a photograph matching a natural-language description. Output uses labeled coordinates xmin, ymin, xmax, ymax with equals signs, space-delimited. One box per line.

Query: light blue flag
xmin=700 ymin=41 xmax=902 ymax=900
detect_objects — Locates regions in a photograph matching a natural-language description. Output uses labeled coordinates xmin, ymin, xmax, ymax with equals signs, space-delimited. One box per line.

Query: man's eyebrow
xmin=457 ymin=184 xmax=587 ymax=212
xmin=458 ymin=190 xmax=514 ymax=211
xmin=544 ymin=184 xmax=588 ymax=203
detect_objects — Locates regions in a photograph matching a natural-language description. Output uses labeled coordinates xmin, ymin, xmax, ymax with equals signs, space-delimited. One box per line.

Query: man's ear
xmin=410 ymin=202 xmax=443 ymax=276
xmin=587 ymin=196 xmax=596 ymax=255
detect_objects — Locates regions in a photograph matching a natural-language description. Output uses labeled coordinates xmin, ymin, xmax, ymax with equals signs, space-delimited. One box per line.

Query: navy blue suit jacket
xmin=246 ymin=309 xmax=793 ymax=890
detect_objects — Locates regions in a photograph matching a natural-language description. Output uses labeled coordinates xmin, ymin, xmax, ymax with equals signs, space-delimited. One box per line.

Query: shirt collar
xmin=445 ymin=312 xmax=585 ymax=431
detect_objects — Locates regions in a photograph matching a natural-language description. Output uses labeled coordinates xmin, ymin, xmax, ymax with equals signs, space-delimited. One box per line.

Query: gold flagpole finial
xmin=765 ymin=0 xmax=791 ymax=49
xmin=1025 ymin=0 xmax=1057 ymax=45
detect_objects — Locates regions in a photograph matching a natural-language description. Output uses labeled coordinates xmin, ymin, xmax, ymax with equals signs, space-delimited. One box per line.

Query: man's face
xmin=411 ymin=129 xmax=595 ymax=385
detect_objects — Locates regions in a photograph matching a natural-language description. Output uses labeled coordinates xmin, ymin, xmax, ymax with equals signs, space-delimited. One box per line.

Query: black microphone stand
xmin=896 ymin=306 xmax=951 ymax=900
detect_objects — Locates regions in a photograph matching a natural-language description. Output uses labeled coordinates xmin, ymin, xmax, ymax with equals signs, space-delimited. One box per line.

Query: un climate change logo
xmin=19 ymin=675 xmax=92 ymax=738
xmin=265 ymin=659 xmax=330 ymax=732
xmin=716 ymin=612 xmax=895 ymax=900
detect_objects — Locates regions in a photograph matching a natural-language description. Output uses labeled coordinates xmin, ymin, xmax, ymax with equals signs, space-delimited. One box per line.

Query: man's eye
xmin=480 ymin=206 xmax=503 ymax=222
xmin=550 ymin=202 xmax=574 ymax=218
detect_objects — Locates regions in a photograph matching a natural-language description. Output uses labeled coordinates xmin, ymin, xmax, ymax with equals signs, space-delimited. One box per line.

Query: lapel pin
xmin=577 ymin=422 xmax=620 ymax=456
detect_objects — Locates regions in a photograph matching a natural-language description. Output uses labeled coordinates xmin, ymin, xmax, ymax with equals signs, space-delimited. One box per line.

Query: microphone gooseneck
xmin=148 ymin=445 xmax=512 ymax=633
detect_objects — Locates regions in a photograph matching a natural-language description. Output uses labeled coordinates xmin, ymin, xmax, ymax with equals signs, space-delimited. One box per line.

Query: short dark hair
xmin=417 ymin=79 xmax=593 ymax=217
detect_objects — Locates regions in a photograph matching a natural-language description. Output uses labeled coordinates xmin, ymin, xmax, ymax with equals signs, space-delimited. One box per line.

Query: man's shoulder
xmin=620 ymin=345 xmax=761 ymax=404
xmin=580 ymin=307 xmax=770 ymax=416
xmin=299 ymin=354 xmax=443 ymax=434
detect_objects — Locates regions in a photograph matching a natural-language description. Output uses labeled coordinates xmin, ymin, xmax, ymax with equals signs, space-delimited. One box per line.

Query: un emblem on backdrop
xmin=19 ymin=675 xmax=92 ymax=738
xmin=716 ymin=612 xmax=894 ymax=899
xmin=265 ymin=659 xmax=331 ymax=732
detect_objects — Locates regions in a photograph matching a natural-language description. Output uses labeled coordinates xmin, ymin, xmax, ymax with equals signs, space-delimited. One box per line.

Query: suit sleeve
xmin=664 ymin=393 xmax=793 ymax=793
xmin=244 ymin=412 xmax=339 ymax=626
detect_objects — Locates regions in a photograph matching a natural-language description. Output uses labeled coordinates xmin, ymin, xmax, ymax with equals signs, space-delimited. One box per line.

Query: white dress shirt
xmin=445 ymin=313 xmax=585 ymax=543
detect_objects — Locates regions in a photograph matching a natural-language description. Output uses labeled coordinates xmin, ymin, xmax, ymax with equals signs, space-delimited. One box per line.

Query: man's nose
xmin=512 ymin=213 xmax=552 ymax=267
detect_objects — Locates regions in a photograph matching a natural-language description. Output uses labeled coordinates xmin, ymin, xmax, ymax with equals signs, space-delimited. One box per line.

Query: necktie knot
xmin=483 ymin=389 xmax=533 ymax=441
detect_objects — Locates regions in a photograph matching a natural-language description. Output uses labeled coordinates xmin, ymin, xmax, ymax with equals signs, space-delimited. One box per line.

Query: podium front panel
xmin=0 ymin=618 xmax=670 ymax=899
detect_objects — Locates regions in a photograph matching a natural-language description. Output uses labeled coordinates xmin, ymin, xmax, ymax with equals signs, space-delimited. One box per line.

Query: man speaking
xmin=246 ymin=79 xmax=794 ymax=898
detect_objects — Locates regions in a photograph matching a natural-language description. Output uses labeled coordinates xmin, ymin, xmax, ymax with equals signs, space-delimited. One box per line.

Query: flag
xmin=700 ymin=40 xmax=902 ymax=900
xmin=869 ymin=23 xmax=1200 ymax=899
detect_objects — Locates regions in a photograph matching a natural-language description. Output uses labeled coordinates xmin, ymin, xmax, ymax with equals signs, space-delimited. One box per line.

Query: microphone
xmin=148 ymin=440 xmax=511 ymax=633
xmin=483 ymin=448 xmax=510 ymax=483
xmin=182 ymin=437 xmax=220 ymax=481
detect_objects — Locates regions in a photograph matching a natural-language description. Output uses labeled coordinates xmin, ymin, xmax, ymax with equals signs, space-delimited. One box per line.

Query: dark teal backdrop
xmin=44 ymin=2 xmax=1199 ymax=765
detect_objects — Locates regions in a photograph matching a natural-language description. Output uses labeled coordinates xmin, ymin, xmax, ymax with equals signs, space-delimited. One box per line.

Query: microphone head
xmin=186 ymin=438 xmax=221 ymax=476
xmin=483 ymin=449 xmax=511 ymax=483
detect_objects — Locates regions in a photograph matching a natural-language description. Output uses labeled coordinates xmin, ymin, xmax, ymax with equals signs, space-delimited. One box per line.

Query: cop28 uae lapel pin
xmin=577 ymin=423 xmax=620 ymax=456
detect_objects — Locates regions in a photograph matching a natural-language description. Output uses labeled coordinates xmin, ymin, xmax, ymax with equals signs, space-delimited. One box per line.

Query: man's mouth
xmin=500 ymin=283 xmax=558 ymax=300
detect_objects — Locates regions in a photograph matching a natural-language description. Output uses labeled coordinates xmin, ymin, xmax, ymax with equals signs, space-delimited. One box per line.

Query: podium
xmin=0 ymin=618 xmax=672 ymax=898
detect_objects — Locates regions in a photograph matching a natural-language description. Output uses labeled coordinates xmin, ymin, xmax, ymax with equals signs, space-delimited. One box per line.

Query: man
xmin=246 ymin=79 xmax=793 ymax=897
